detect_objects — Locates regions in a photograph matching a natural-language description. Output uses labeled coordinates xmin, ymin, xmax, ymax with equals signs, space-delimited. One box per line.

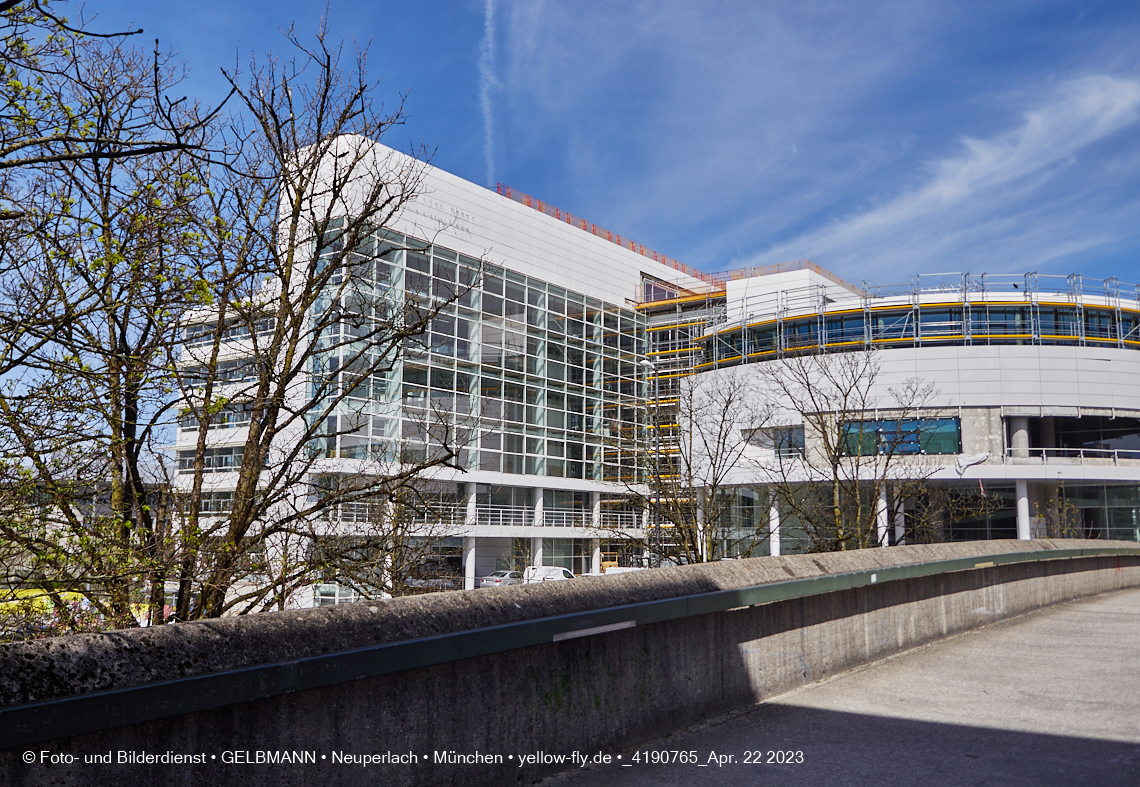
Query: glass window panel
xmin=482 ymin=294 xmax=503 ymax=317
xmin=429 ymin=368 xmax=454 ymax=390
xmin=405 ymin=271 xmax=430 ymax=295
xmin=841 ymin=418 xmax=961 ymax=455
xmin=918 ymin=418 xmax=962 ymax=454
xmin=433 ymin=279 xmax=458 ymax=300
xmin=432 ymin=259 xmax=456 ymax=280
xmin=403 ymin=366 xmax=428 ymax=387
xmin=1105 ymin=485 xmax=1140 ymax=506
xmin=505 ymin=298 xmax=526 ymax=321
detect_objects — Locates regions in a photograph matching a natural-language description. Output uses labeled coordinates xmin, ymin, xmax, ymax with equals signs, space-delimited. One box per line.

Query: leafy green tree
xmin=0 ymin=7 xmax=218 ymax=632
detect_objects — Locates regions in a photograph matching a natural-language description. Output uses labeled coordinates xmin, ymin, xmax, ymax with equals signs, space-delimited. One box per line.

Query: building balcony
xmin=1004 ymin=447 xmax=1140 ymax=466
xmin=319 ymin=502 xmax=645 ymax=531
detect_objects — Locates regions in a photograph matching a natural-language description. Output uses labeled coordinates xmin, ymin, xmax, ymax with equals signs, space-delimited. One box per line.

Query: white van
xmin=523 ymin=566 xmax=576 ymax=583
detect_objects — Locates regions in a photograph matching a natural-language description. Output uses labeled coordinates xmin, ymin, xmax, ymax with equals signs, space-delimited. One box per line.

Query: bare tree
xmin=0 ymin=1 xmax=222 ymax=181
xmin=169 ymin=27 xmax=478 ymax=621
xmin=0 ymin=1 xmax=224 ymax=380
xmin=749 ymin=350 xmax=945 ymax=552
xmin=1030 ymin=481 xmax=1086 ymax=540
xmin=614 ymin=366 xmax=769 ymax=565
xmin=0 ymin=20 xmax=476 ymax=636
xmin=902 ymin=483 xmax=1003 ymax=544
xmin=219 ymin=479 xmax=467 ymax=612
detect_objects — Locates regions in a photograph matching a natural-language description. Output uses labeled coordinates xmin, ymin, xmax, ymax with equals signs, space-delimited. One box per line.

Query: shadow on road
xmin=543 ymin=704 xmax=1140 ymax=787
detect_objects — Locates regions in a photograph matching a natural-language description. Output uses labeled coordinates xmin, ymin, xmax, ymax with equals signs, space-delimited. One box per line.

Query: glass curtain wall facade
xmin=313 ymin=230 xmax=648 ymax=486
xmin=700 ymin=301 xmax=1140 ymax=371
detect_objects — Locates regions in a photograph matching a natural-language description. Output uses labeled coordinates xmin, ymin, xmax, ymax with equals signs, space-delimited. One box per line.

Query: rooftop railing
xmin=708 ymin=272 xmax=1140 ymax=337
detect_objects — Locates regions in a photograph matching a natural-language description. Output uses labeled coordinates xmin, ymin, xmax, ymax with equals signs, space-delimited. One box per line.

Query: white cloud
xmin=731 ymin=76 xmax=1140 ymax=279
xmin=482 ymin=2 xmax=1140 ymax=283
xmin=479 ymin=0 xmax=499 ymax=187
xmin=483 ymin=1 xmax=945 ymax=248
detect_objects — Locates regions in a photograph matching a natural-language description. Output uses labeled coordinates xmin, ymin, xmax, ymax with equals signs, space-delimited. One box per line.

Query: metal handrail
xmin=543 ymin=509 xmax=591 ymax=528
xmin=475 ymin=506 xmax=532 ymax=527
xmin=1005 ymin=447 xmax=1140 ymax=464
xmin=600 ymin=511 xmax=640 ymax=529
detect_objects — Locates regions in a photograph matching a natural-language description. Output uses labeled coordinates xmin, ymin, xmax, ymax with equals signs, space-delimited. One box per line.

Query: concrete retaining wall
xmin=3 ymin=539 xmax=1139 ymax=786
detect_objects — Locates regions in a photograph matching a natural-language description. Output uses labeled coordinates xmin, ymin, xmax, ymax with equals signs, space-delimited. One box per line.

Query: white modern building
xmin=177 ymin=139 xmax=1140 ymax=607
xmin=689 ymin=265 xmax=1140 ymax=546
xmin=176 ymin=140 xmax=709 ymax=603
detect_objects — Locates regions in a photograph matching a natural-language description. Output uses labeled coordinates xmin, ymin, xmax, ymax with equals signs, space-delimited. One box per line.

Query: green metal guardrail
xmin=2 ymin=546 xmax=1137 ymax=750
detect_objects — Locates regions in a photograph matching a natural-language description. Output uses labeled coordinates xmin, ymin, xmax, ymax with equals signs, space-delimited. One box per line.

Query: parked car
xmin=523 ymin=566 xmax=576 ymax=583
xmin=478 ymin=570 xmax=522 ymax=588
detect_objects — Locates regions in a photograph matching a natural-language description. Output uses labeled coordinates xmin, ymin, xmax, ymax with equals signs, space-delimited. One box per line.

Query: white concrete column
xmin=591 ymin=539 xmax=601 ymax=574
xmin=768 ymin=488 xmax=781 ymax=557
xmin=382 ymin=552 xmax=393 ymax=597
xmin=531 ymin=537 xmax=544 ymax=567
xmin=1010 ymin=416 xmax=1030 ymax=459
xmin=1016 ymin=478 xmax=1031 ymax=540
xmin=591 ymin=491 xmax=601 ymax=529
xmin=533 ymin=488 xmax=545 ymax=528
xmin=465 ymin=483 xmax=478 ymax=527
xmin=893 ymin=500 xmax=906 ymax=546
xmin=696 ymin=501 xmax=707 ymax=562
xmin=643 ymin=501 xmax=655 ymax=567
xmin=463 ymin=537 xmax=476 ymax=590
xmin=876 ymin=486 xmax=890 ymax=547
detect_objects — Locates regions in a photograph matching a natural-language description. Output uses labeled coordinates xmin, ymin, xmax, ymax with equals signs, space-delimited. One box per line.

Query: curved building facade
xmin=666 ymin=266 xmax=1140 ymax=546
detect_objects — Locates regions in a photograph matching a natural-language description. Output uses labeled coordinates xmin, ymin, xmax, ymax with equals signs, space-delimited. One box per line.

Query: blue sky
xmin=91 ymin=0 xmax=1140 ymax=286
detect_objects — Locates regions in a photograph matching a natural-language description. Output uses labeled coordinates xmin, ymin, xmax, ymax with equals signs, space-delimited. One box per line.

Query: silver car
xmin=478 ymin=570 xmax=522 ymax=588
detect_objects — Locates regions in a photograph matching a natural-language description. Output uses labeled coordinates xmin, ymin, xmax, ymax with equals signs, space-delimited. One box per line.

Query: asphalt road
xmin=540 ymin=587 xmax=1140 ymax=787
